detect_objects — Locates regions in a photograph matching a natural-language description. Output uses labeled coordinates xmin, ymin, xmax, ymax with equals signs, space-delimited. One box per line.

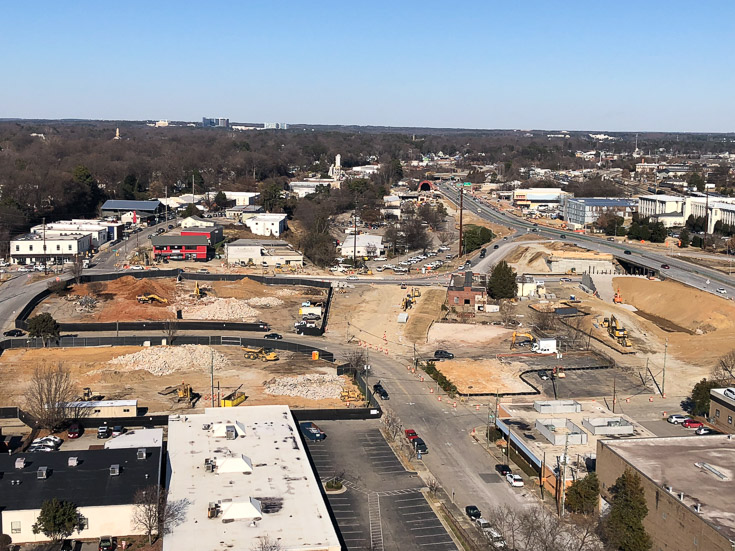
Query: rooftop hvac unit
xmin=207 ymin=502 xmax=219 ymax=519
xmin=68 ymin=457 xmax=79 ymax=467
xmin=14 ymin=458 xmax=25 ymax=470
xmin=110 ymin=464 xmax=120 ymax=476
xmin=137 ymin=448 xmax=147 ymax=460
xmin=202 ymin=423 xmax=212 ymax=430
xmin=37 ymin=466 xmax=48 ymax=479
xmin=206 ymin=462 xmax=215 ymax=473
xmin=225 ymin=426 xmax=237 ymax=440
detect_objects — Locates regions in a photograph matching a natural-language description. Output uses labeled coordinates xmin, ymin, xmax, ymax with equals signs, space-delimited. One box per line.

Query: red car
xmin=405 ymin=429 xmax=419 ymax=441
xmin=682 ymin=419 xmax=704 ymax=429
xmin=67 ymin=423 xmax=82 ymax=439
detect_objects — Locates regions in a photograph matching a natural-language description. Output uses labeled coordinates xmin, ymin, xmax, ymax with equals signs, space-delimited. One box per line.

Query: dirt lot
xmin=435 ymin=357 xmax=531 ymax=394
xmin=30 ymin=276 xmax=327 ymax=332
xmin=0 ymin=345 xmax=361 ymax=414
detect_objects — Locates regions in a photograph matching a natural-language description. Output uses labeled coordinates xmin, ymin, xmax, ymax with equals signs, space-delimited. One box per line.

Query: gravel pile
xmin=247 ymin=296 xmax=284 ymax=307
xmin=275 ymin=289 xmax=298 ymax=297
xmin=181 ymin=298 xmax=260 ymax=321
xmin=263 ymin=373 xmax=344 ymax=400
xmin=108 ymin=345 xmax=229 ymax=376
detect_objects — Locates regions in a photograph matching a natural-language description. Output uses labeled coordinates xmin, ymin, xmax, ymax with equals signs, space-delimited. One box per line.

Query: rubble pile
xmin=263 ymin=373 xmax=344 ymax=400
xmin=107 ymin=345 xmax=229 ymax=376
xmin=247 ymin=296 xmax=284 ymax=307
xmin=181 ymin=298 xmax=260 ymax=321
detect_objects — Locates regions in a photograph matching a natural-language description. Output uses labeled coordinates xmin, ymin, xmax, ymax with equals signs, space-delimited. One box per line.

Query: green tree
xmin=689 ymin=378 xmax=718 ymax=416
xmin=213 ymin=191 xmax=228 ymax=209
xmin=678 ymin=228 xmax=690 ymax=248
xmin=27 ymin=312 xmax=60 ymax=345
xmin=32 ymin=499 xmax=79 ymax=541
xmin=180 ymin=204 xmax=198 ymax=218
xmin=687 ymin=172 xmax=705 ymax=193
xmin=602 ymin=469 xmax=652 ymax=551
xmin=487 ymin=261 xmax=517 ymax=299
xmin=259 ymin=181 xmax=285 ymax=212
xmin=565 ymin=472 xmax=599 ymax=515
xmin=463 ymin=225 xmax=494 ymax=253
xmin=649 ymin=221 xmax=667 ymax=243
xmin=691 ymin=235 xmax=703 ymax=248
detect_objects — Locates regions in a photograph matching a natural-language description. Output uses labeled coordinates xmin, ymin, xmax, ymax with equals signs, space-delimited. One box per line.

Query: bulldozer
xmin=242 ymin=346 xmax=279 ymax=361
xmin=137 ymin=294 xmax=168 ymax=304
xmin=411 ymin=287 xmax=421 ymax=298
xmin=510 ymin=331 xmax=536 ymax=349
xmin=177 ymin=382 xmax=193 ymax=402
xmin=81 ymin=387 xmax=93 ymax=401
xmin=613 ymin=289 xmax=623 ymax=304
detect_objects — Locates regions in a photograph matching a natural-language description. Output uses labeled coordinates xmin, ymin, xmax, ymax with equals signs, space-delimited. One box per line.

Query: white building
xmin=561 ymin=197 xmax=638 ymax=228
xmin=225 ymin=205 xmax=264 ymax=220
xmin=11 ymin=233 xmax=92 ymax=265
xmin=638 ymin=195 xmax=735 ymax=232
xmin=180 ymin=216 xmax=218 ymax=229
xmin=244 ymin=213 xmax=288 ymax=236
xmin=222 ymin=191 xmax=260 ymax=206
xmin=164 ymin=406 xmax=340 ymax=551
xmin=339 ymin=234 xmax=384 ymax=258
xmin=0 ymin=446 xmax=162 ymax=543
xmin=30 ymin=221 xmax=110 ymax=249
xmin=225 ymin=239 xmax=304 ymax=266
xmin=512 ymin=188 xmax=569 ymax=210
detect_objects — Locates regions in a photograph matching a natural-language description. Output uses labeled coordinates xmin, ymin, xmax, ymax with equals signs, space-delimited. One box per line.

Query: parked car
xmin=434 ymin=349 xmax=454 ymax=360
xmin=559 ymin=277 xmax=572 ymax=282
xmin=506 ymin=473 xmax=524 ymax=487
xmin=496 ymin=464 xmax=512 ymax=476
xmin=696 ymin=427 xmax=715 ymax=435
xmin=168 ymin=224 xmax=174 ymax=230
xmin=375 ymin=256 xmax=387 ymax=261
xmin=682 ymin=419 xmax=704 ymax=429
xmin=465 ymin=505 xmax=481 ymax=520
xmin=299 ymin=422 xmax=326 ymax=441
xmin=667 ymin=414 xmax=689 ymax=424
xmin=97 ymin=426 xmax=110 ymax=439
xmin=413 ymin=437 xmax=428 ymax=455
xmin=405 ymin=429 xmax=419 ymax=441
xmin=346 ymin=275 xmax=358 ymax=280
xmin=493 ymin=244 xmax=499 ymax=249
xmin=197 ymin=268 xmax=209 ymax=274
xmin=130 ymin=265 xmax=144 ymax=270
xmin=34 ymin=435 xmax=62 ymax=448
xmin=538 ymin=370 xmax=549 ymax=381
xmin=67 ymin=424 xmax=82 ymax=439
xmin=263 ymin=333 xmax=282 ymax=340
xmin=607 ymin=237 xmax=615 ymax=241
xmin=111 ymin=426 xmax=125 ymax=437
xmin=372 ymin=382 xmax=389 ymax=400
xmin=302 ymin=313 xmax=321 ymax=321
xmin=559 ymin=234 xmax=566 ymax=238
xmin=3 ymin=329 xmax=24 ymax=337
xmin=98 ymin=536 xmax=114 ymax=551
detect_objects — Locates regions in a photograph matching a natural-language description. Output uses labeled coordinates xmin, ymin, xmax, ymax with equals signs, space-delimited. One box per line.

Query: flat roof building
xmin=709 ymin=388 xmax=735 ymax=433
xmin=561 ymin=197 xmax=637 ymax=228
xmin=597 ymin=435 xmax=735 ymax=551
xmin=164 ymin=406 xmax=340 ymax=551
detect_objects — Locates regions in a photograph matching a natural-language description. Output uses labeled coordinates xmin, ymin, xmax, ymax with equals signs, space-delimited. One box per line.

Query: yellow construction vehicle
xmin=177 ymin=382 xmax=193 ymax=402
xmin=603 ymin=315 xmax=632 ymax=347
xmin=510 ymin=331 xmax=536 ymax=349
xmin=613 ymin=289 xmax=623 ymax=304
xmin=401 ymin=296 xmax=413 ymax=310
xmin=340 ymin=389 xmax=361 ymax=402
xmin=411 ymin=287 xmax=421 ymax=298
xmin=137 ymin=294 xmax=168 ymax=304
xmin=551 ymin=366 xmax=566 ymax=379
xmin=81 ymin=387 xmax=93 ymax=401
xmin=242 ymin=346 xmax=279 ymax=361
xmin=193 ymin=281 xmax=202 ymax=299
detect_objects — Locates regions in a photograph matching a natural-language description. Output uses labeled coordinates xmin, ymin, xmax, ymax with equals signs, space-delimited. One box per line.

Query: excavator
xmin=603 ymin=315 xmax=632 ymax=347
xmin=613 ymin=289 xmax=623 ymax=304
xmin=510 ymin=331 xmax=536 ymax=349
xmin=137 ymin=294 xmax=168 ymax=304
xmin=242 ymin=346 xmax=279 ymax=361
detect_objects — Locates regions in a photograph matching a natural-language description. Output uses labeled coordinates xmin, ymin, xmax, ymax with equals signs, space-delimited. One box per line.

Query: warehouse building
xmin=512 ymin=188 xmax=569 ymax=210
xmin=100 ymin=200 xmax=163 ymax=224
xmin=225 ymin=239 xmax=304 ymax=267
xmin=164 ymin=406 xmax=340 ymax=551
xmin=0 ymin=446 xmax=162 ymax=543
xmin=60 ymin=399 xmax=138 ymax=419
xmin=597 ymin=436 xmax=735 ymax=551
xmin=709 ymin=388 xmax=735 ymax=433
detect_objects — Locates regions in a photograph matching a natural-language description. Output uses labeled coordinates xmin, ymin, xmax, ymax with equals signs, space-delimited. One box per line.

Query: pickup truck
xmin=299 ymin=422 xmax=326 ymax=441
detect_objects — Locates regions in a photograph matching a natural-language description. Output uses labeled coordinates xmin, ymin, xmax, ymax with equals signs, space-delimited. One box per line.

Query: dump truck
xmin=242 ymin=346 xmax=279 ymax=361
xmin=136 ymin=294 xmax=168 ymax=304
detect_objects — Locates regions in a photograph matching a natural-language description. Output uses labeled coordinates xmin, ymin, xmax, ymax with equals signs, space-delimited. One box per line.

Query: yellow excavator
xmin=242 ymin=346 xmax=279 ymax=361
xmin=510 ymin=331 xmax=536 ymax=349
xmin=137 ymin=294 xmax=168 ymax=304
xmin=603 ymin=315 xmax=632 ymax=347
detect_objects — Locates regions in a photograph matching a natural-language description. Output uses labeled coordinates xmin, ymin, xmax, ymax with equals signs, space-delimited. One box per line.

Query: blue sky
xmin=2 ymin=1 xmax=734 ymax=131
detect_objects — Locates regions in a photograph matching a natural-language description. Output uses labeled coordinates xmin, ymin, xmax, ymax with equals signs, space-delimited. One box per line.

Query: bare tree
xmin=498 ymin=300 xmax=514 ymax=327
xmin=438 ymin=231 xmax=454 ymax=246
xmin=132 ymin=485 xmax=188 ymax=545
xmin=426 ymin=476 xmax=440 ymax=497
xmin=24 ymin=363 xmax=77 ymax=430
xmin=713 ymin=351 xmax=735 ymax=385
xmin=343 ymin=348 xmax=367 ymax=372
xmin=250 ymin=534 xmax=282 ymax=551
xmin=382 ymin=410 xmax=402 ymax=441
xmin=70 ymin=256 xmax=84 ymax=285
xmin=163 ymin=317 xmax=179 ymax=344
xmin=531 ymin=308 xmax=558 ymax=331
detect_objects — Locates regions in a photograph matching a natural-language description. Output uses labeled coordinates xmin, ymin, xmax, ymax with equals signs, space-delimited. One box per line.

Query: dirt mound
xmin=614 ymin=277 xmax=735 ymax=333
xmin=72 ymin=276 xmax=175 ymax=302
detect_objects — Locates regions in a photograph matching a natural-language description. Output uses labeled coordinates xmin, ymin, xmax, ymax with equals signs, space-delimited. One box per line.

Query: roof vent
xmin=226 ymin=426 xmax=237 ymax=440
xmin=202 ymin=423 xmax=212 ymax=430
xmin=110 ymin=464 xmax=121 ymax=476
xmin=68 ymin=457 xmax=79 ymax=467
xmin=137 ymin=448 xmax=147 ymax=460
xmin=695 ymin=503 xmax=702 ymax=513
xmin=678 ymin=492 xmax=684 ymax=501
xmin=37 ymin=466 xmax=48 ymax=479
xmin=14 ymin=458 xmax=25 ymax=469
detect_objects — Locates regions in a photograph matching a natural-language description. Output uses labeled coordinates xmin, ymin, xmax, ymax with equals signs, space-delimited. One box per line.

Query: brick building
xmin=446 ymin=271 xmax=487 ymax=311
xmin=597 ymin=436 xmax=735 ymax=551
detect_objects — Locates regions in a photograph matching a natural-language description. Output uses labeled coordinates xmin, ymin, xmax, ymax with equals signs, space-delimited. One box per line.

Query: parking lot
xmin=304 ymin=420 xmax=458 ymax=550
xmin=526 ymin=364 xmax=650 ymax=400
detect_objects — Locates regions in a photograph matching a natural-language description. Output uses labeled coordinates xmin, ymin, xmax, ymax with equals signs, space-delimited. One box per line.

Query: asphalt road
xmin=438 ymin=183 xmax=735 ymax=296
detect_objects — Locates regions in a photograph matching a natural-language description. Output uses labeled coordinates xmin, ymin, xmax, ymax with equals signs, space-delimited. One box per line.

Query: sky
xmin=2 ymin=1 xmax=734 ymax=132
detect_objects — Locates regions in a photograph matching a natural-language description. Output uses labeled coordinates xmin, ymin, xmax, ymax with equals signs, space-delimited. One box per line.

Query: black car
xmin=624 ymin=250 xmax=632 ymax=255
xmin=493 ymin=244 xmax=499 ymax=249
xmin=434 ymin=349 xmax=454 ymax=360
xmin=413 ymin=437 xmax=428 ymax=454
xmin=98 ymin=536 xmax=114 ymax=551
xmin=661 ymin=264 xmax=670 ymax=269
xmin=538 ymin=370 xmax=550 ymax=380
xmin=3 ymin=329 xmax=24 ymax=337
xmin=496 ymin=464 xmax=512 ymax=476
xmin=168 ymin=224 xmax=174 ymax=230
xmin=559 ymin=234 xmax=566 ymax=239
xmin=465 ymin=505 xmax=481 ymax=520
xmin=479 ymin=248 xmax=486 ymax=258
xmin=263 ymin=333 xmax=283 ymax=340
xmin=373 ymin=382 xmax=389 ymax=400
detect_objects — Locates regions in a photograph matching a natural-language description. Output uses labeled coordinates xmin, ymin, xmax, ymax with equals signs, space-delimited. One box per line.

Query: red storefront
xmin=151 ymin=235 xmax=211 ymax=261
xmin=181 ymin=225 xmax=223 ymax=245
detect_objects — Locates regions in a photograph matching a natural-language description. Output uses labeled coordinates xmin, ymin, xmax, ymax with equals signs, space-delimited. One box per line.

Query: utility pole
xmin=353 ymin=207 xmax=357 ymax=268
xmin=559 ymin=435 xmax=569 ymax=517
xmin=458 ymin=184 xmax=464 ymax=258
xmin=165 ymin=186 xmax=169 ymax=224
xmin=662 ymin=338 xmax=668 ymax=397
xmin=42 ymin=217 xmax=47 ymax=275
xmin=612 ymin=375 xmax=616 ymax=413
xmin=703 ymin=186 xmax=710 ymax=250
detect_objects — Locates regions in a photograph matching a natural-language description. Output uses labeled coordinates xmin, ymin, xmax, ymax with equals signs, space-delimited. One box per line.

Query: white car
xmin=375 ymin=266 xmax=384 ymax=272
xmin=717 ymin=288 xmax=727 ymax=294
xmin=130 ymin=265 xmax=144 ymax=270
xmin=346 ymin=275 xmax=358 ymax=280
xmin=374 ymin=256 xmax=387 ymax=261
xmin=667 ymin=414 xmax=688 ymax=424
xmin=506 ymin=473 xmax=524 ymax=487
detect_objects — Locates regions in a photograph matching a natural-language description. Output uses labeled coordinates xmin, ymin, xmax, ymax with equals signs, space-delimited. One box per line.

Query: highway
xmin=439 ymin=183 xmax=735 ymax=296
